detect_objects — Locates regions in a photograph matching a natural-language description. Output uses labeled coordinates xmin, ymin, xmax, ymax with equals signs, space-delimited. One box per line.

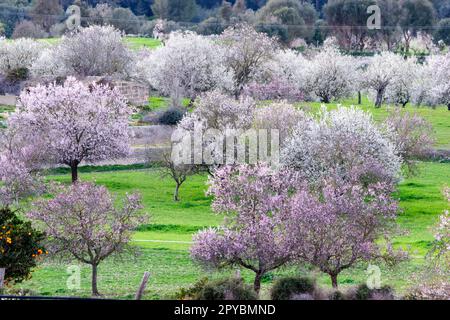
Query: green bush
xmin=175 ymin=277 xmax=257 ymax=300
xmin=328 ymin=290 xmax=345 ymax=300
xmin=352 ymin=284 xmax=395 ymax=300
xmin=0 ymin=207 xmax=46 ymax=285
xmin=6 ymin=67 xmax=29 ymax=82
xmin=270 ymin=276 xmax=316 ymax=300
xmin=158 ymin=107 xmax=186 ymax=125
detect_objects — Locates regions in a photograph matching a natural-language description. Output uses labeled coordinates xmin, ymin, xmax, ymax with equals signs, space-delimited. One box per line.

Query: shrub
xmin=0 ymin=74 xmax=21 ymax=95
xmin=404 ymin=283 xmax=450 ymax=300
xmin=0 ymin=38 xmax=43 ymax=81
xmin=328 ymin=290 xmax=346 ymax=300
xmin=195 ymin=278 xmax=258 ymax=300
xmin=157 ymin=107 xmax=186 ymax=126
xmin=0 ymin=207 xmax=46 ymax=285
xmin=271 ymin=276 xmax=316 ymax=300
xmin=351 ymin=284 xmax=395 ymax=300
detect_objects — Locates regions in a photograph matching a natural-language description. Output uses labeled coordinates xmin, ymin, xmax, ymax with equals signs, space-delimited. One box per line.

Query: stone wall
xmin=83 ymin=77 xmax=150 ymax=107
xmin=113 ymin=80 xmax=149 ymax=106
xmin=0 ymin=95 xmax=17 ymax=106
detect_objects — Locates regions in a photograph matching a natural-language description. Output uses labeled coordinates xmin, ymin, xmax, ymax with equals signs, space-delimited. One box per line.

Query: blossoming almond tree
xmin=282 ymin=106 xmax=401 ymax=185
xmin=423 ymin=53 xmax=450 ymax=110
xmin=137 ymin=31 xmax=233 ymax=106
xmin=384 ymin=57 xmax=419 ymax=107
xmin=363 ymin=52 xmax=406 ymax=108
xmin=0 ymin=126 xmax=47 ymax=207
xmin=304 ymin=48 xmax=356 ymax=103
xmin=384 ymin=109 xmax=435 ymax=174
xmin=176 ymin=90 xmax=256 ymax=172
xmin=10 ymin=77 xmax=132 ymax=183
xmin=253 ymin=101 xmax=309 ymax=146
xmin=27 ymin=182 xmax=147 ymax=296
xmin=288 ymin=181 xmax=399 ymax=288
xmin=31 ymin=25 xmax=133 ymax=78
xmin=219 ymin=24 xmax=279 ymax=97
xmin=0 ymin=38 xmax=43 ymax=80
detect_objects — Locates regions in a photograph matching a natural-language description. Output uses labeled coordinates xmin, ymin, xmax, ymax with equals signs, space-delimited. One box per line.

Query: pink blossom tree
xmin=288 ymin=180 xmax=399 ymax=288
xmin=0 ymin=126 xmax=47 ymax=207
xmin=191 ymin=164 xmax=301 ymax=294
xmin=27 ymin=182 xmax=146 ymax=296
xmin=384 ymin=109 xmax=435 ymax=174
xmin=10 ymin=77 xmax=132 ymax=183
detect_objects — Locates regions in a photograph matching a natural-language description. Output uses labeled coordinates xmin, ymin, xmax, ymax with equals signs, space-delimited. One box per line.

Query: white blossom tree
xmin=31 ymin=25 xmax=133 ymax=79
xmin=0 ymin=38 xmax=43 ymax=79
xmin=219 ymin=24 xmax=279 ymax=97
xmin=363 ymin=52 xmax=406 ymax=108
xmin=282 ymin=106 xmax=402 ymax=185
xmin=304 ymin=48 xmax=356 ymax=103
xmin=421 ymin=53 xmax=450 ymax=110
xmin=384 ymin=57 xmax=419 ymax=107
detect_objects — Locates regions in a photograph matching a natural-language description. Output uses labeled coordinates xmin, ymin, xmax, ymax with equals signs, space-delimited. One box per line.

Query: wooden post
xmin=0 ymin=268 xmax=5 ymax=290
xmin=135 ymin=272 xmax=150 ymax=300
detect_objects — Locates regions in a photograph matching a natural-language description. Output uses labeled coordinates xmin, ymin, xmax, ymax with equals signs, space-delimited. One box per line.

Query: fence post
xmin=0 ymin=268 xmax=5 ymax=289
xmin=135 ymin=272 xmax=150 ymax=300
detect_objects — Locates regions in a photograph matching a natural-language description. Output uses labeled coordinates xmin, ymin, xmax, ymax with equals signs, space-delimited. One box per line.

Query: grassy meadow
xmin=36 ymin=36 xmax=162 ymax=50
xmin=8 ymin=99 xmax=448 ymax=299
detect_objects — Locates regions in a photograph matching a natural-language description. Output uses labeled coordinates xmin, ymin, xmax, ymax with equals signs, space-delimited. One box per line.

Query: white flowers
xmin=0 ymin=38 xmax=43 ymax=76
xmin=137 ymin=31 xmax=233 ymax=104
xmin=304 ymin=48 xmax=356 ymax=103
xmin=363 ymin=52 xmax=407 ymax=107
xmin=282 ymin=106 xmax=402 ymax=184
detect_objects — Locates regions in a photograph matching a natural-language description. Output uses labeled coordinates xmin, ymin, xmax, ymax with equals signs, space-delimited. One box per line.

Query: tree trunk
xmin=448 ymin=103 xmax=450 ymax=111
xmin=330 ymin=274 xmax=338 ymax=289
xmin=174 ymin=183 xmax=180 ymax=202
xmin=253 ymin=271 xmax=263 ymax=295
xmin=321 ymin=96 xmax=330 ymax=104
xmin=91 ymin=264 xmax=100 ymax=296
xmin=71 ymin=162 xmax=79 ymax=183
xmin=375 ymin=88 xmax=384 ymax=108
xmin=0 ymin=268 xmax=5 ymax=290
xmin=358 ymin=91 xmax=362 ymax=105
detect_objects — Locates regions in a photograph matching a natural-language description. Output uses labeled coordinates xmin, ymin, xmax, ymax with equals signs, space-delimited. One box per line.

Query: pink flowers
xmin=10 ymin=77 xmax=132 ymax=182
xmin=27 ymin=182 xmax=147 ymax=296
xmin=191 ymin=163 xmax=399 ymax=291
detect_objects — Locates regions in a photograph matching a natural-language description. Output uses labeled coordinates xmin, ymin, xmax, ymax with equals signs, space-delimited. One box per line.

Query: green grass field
xmin=37 ymin=37 xmax=161 ymax=50
xmin=13 ymin=162 xmax=450 ymax=299
xmin=8 ymin=100 xmax=450 ymax=299
xmin=300 ymin=96 xmax=450 ymax=149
